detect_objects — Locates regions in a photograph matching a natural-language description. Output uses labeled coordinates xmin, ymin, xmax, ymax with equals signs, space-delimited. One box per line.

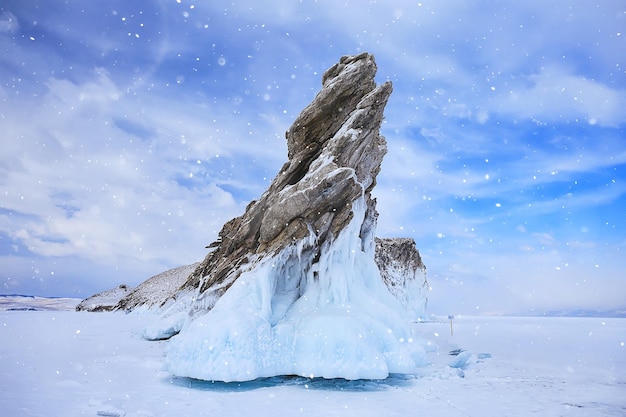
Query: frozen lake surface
xmin=1 ymin=305 xmax=624 ymax=416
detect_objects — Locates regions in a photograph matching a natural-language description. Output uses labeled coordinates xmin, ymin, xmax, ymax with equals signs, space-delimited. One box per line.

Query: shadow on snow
xmin=167 ymin=374 xmax=417 ymax=392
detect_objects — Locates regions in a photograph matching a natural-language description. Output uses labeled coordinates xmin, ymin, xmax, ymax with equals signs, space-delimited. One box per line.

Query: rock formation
xmin=374 ymin=237 xmax=429 ymax=318
xmin=76 ymin=284 xmax=132 ymax=312
xmin=174 ymin=52 xmax=392 ymax=314
xmin=118 ymin=53 xmax=429 ymax=315
xmin=81 ymin=53 xmax=430 ymax=381
xmin=114 ymin=263 xmax=199 ymax=312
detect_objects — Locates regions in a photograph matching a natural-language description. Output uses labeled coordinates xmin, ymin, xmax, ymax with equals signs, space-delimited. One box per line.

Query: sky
xmin=1 ymin=0 xmax=624 ymax=315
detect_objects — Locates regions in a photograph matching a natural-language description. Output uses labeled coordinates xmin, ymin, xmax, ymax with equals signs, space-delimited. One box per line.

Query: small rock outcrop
xmin=76 ymin=284 xmax=132 ymax=312
xmin=116 ymin=263 xmax=199 ymax=312
xmin=375 ymin=237 xmax=429 ymax=318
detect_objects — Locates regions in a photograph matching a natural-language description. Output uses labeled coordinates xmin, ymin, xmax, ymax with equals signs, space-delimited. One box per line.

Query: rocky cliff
xmin=115 ymin=53 xmax=428 ymax=317
xmin=81 ymin=53 xmax=430 ymax=381
xmin=174 ymin=52 xmax=392 ymax=312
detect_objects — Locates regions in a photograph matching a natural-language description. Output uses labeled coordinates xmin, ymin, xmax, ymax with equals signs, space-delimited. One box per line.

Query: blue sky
xmin=1 ymin=0 xmax=624 ymax=315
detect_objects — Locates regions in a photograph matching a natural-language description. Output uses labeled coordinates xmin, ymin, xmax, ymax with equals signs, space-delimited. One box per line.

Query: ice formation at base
xmin=165 ymin=197 xmax=426 ymax=382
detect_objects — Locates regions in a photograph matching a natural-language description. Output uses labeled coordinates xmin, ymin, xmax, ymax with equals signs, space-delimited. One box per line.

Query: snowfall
xmin=1 ymin=296 xmax=624 ymax=417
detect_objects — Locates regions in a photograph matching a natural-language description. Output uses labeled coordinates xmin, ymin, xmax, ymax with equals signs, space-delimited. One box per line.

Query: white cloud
xmin=0 ymin=69 xmax=251 ymax=271
xmin=497 ymin=66 xmax=626 ymax=127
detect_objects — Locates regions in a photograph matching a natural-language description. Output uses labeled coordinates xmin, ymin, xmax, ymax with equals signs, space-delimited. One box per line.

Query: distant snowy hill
xmin=0 ymin=295 xmax=81 ymax=311
xmin=531 ymin=308 xmax=626 ymax=318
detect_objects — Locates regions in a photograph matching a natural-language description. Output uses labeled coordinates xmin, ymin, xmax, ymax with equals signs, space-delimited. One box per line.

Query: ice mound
xmin=165 ymin=198 xmax=426 ymax=381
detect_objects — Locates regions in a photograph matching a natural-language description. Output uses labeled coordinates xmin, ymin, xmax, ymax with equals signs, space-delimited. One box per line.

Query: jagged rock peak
xmin=286 ymin=52 xmax=380 ymax=160
xmin=179 ymin=52 xmax=392 ymax=307
xmin=109 ymin=53 xmax=429 ymax=382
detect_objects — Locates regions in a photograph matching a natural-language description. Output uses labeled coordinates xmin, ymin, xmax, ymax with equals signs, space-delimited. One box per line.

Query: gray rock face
xmin=115 ymin=263 xmax=199 ymax=312
xmin=179 ymin=53 xmax=393 ymax=307
xmin=76 ymin=284 xmax=132 ymax=312
xmin=375 ymin=238 xmax=426 ymax=283
xmin=375 ymin=237 xmax=429 ymax=318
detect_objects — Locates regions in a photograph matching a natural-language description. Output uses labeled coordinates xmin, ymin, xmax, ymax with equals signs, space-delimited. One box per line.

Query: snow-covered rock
xmin=76 ymin=53 xmax=430 ymax=381
xmin=75 ymin=264 xmax=199 ymax=313
xmin=375 ymin=237 xmax=429 ymax=319
xmin=149 ymin=53 xmax=429 ymax=381
xmin=115 ymin=263 xmax=199 ymax=312
xmin=76 ymin=285 xmax=132 ymax=312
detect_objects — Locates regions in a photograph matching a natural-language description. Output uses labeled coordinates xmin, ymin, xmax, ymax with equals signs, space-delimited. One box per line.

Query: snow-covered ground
xmin=1 ymin=300 xmax=624 ymax=416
